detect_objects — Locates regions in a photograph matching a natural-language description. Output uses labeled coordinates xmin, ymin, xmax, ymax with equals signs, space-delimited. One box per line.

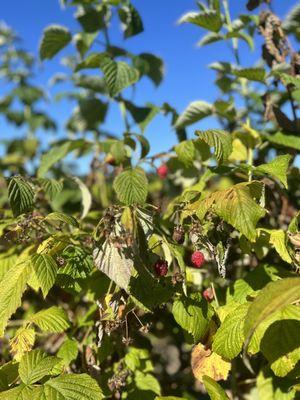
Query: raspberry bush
xmin=0 ymin=0 xmax=300 ymax=399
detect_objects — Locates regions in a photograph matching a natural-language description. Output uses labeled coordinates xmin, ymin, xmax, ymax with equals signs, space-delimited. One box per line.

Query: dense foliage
xmin=1 ymin=0 xmax=300 ymax=398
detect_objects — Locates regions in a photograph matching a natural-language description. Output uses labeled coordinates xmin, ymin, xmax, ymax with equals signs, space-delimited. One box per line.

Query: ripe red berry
xmin=203 ymin=288 xmax=214 ymax=302
xmin=191 ymin=251 xmax=205 ymax=268
xmin=157 ymin=164 xmax=168 ymax=179
xmin=153 ymin=259 xmax=168 ymax=277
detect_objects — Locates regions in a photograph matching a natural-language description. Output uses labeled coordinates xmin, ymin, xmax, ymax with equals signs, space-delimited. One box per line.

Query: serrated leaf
xmin=19 ymin=350 xmax=61 ymax=385
xmin=175 ymin=140 xmax=196 ymax=167
xmin=99 ymin=55 xmax=139 ymax=97
xmin=135 ymin=371 xmax=161 ymax=395
xmin=113 ymin=167 xmax=148 ymax=205
xmin=196 ymin=129 xmax=232 ymax=164
xmin=172 ymin=295 xmax=213 ymax=342
xmin=203 ymin=376 xmax=229 ymax=400
xmin=0 ymin=384 xmax=37 ymax=400
xmin=57 ymin=339 xmax=78 ymax=366
xmin=29 ymin=306 xmax=69 ymax=333
xmin=212 ymin=303 xmax=249 ymax=359
xmin=191 ymin=343 xmax=231 ymax=383
xmin=45 ymin=211 xmax=79 ymax=227
xmin=39 ymin=25 xmax=71 ymax=60
xmin=30 ymin=254 xmax=57 ymax=297
xmin=255 ymin=155 xmax=291 ymax=188
xmin=8 ymin=177 xmax=35 ymax=217
xmin=10 ymin=328 xmax=35 ymax=361
xmin=0 ymin=260 xmax=31 ymax=337
xmin=233 ymin=67 xmax=266 ymax=83
xmin=244 ymin=278 xmax=300 ymax=348
xmin=118 ymin=4 xmax=144 ymax=38
xmin=75 ymin=52 xmax=106 ymax=71
xmin=175 ymin=101 xmax=213 ymax=129
xmin=198 ymin=182 xmax=265 ymax=241
xmin=38 ymin=179 xmax=63 ymax=201
xmin=178 ymin=10 xmax=222 ymax=33
xmin=93 ymin=241 xmax=134 ymax=291
xmin=39 ymin=373 xmax=104 ymax=399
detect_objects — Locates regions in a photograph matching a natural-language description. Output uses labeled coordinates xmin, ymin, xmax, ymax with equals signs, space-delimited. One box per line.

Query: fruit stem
xmin=211 ymin=282 xmax=219 ymax=308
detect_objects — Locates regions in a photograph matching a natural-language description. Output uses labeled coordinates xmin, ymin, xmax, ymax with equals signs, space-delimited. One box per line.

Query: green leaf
xmin=113 ymin=167 xmax=148 ymax=205
xmin=0 ymin=384 xmax=38 ymax=400
xmin=125 ymin=101 xmax=159 ymax=132
xmin=99 ymin=55 xmax=139 ymax=97
xmin=19 ymin=350 xmax=61 ymax=385
xmin=73 ymin=177 xmax=92 ymax=219
xmin=233 ymin=67 xmax=266 ymax=83
xmin=202 ymin=376 xmax=229 ymax=400
xmin=175 ymin=140 xmax=196 ymax=167
xmin=155 ymin=398 xmax=185 ymax=400
xmin=0 ymin=260 xmax=31 ymax=337
xmin=118 ymin=4 xmax=144 ymax=38
xmin=197 ymin=32 xmax=224 ymax=47
xmin=37 ymin=142 xmax=70 ymax=178
xmin=265 ymin=132 xmax=300 ymax=151
xmin=0 ymin=361 xmax=19 ymax=391
xmin=255 ymin=155 xmax=291 ymax=188
xmin=172 ymin=295 xmax=214 ymax=342
xmin=212 ymin=303 xmax=249 ymax=359
xmin=259 ymin=229 xmax=292 ymax=263
xmin=45 ymin=211 xmax=79 ymax=227
xmin=39 ymin=373 xmax=104 ymax=399
xmin=196 ymin=129 xmax=232 ymax=164
xmin=38 ymin=179 xmax=63 ymax=201
xmin=93 ymin=241 xmax=134 ymax=291
xmin=244 ymin=278 xmax=300 ymax=347
xmin=29 ymin=306 xmax=70 ymax=333
xmin=198 ymin=182 xmax=265 ymax=241
xmin=133 ymin=53 xmax=164 ymax=86
xmin=8 ymin=177 xmax=35 ymax=217
xmin=39 ymin=25 xmax=71 ymax=60
xmin=257 ymin=367 xmax=296 ymax=400
xmin=178 ymin=10 xmax=222 ymax=33
xmin=57 ymin=339 xmax=78 ymax=366
xmin=175 ymin=101 xmax=213 ymax=129
xmin=135 ymin=371 xmax=161 ymax=395
xmin=258 ymin=305 xmax=300 ymax=377
xmin=30 ymin=254 xmax=57 ymax=297
xmin=75 ymin=52 xmax=106 ymax=71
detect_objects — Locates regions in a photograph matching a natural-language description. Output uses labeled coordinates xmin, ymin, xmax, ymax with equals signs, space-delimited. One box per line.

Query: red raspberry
xmin=157 ymin=164 xmax=168 ymax=179
xmin=191 ymin=251 xmax=205 ymax=268
xmin=153 ymin=259 xmax=168 ymax=277
xmin=203 ymin=288 xmax=214 ymax=302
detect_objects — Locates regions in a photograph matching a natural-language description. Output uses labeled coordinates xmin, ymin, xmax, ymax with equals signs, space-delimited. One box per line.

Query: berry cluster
xmin=191 ymin=250 xmax=205 ymax=268
xmin=153 ymin=259 xmax=168 ymax=277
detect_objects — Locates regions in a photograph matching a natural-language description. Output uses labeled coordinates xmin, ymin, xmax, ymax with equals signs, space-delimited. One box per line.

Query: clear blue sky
xmin=0 ymin=0 xmax=297 ymax=160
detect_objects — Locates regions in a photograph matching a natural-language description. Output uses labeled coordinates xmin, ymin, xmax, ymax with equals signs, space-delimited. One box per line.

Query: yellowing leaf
xmin=191 ymin=343 xmax=231 ymax=382
xmin=244 ymin=278 xmax=300 ymax=348
xmin=10 ymin=328 xmax=35 ymax=361
xmin=197 ymin=182 xmax=265 ymax=241
xmin=0 ymin=260 xmax=31 ymax=337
